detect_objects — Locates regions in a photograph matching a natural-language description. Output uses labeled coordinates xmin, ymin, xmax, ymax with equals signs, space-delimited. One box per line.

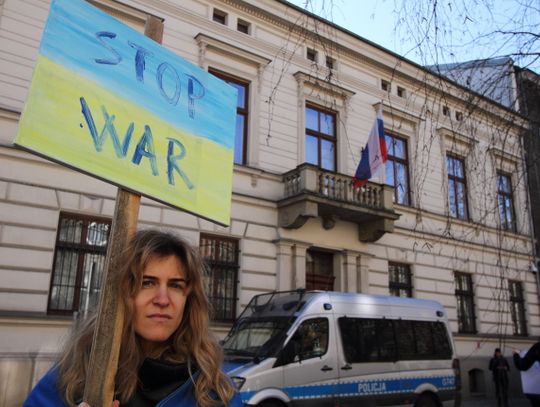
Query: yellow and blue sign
xmin=15 ymin=0 xmax=237 ymax=225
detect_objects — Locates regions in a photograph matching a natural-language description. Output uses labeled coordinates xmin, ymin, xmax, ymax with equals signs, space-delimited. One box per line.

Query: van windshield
xmin=223 ymin=317 xmax=293 ymax=360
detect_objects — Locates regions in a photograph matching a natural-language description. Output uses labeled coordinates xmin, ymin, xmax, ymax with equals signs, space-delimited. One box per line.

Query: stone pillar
xmin=342 ymin=250 xmax=361 ymax=293
xmin=292 ymin=242 xmax=309 ymax=289
xmin=358 ymin=252 xmax=374 ymax=293
xmin=274 ymin=239 xmax=295 ymax=291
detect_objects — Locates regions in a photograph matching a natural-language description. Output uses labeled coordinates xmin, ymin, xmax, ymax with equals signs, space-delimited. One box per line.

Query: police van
xmin=223 ymin=290 xmax=460 ymax=407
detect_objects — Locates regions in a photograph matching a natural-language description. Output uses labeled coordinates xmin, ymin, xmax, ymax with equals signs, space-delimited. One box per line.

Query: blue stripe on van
xmin=239 ymin=375 xmax=456 ymax=402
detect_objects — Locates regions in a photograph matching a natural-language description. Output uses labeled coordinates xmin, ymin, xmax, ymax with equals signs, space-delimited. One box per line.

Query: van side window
xmin=395 ymin=319 xmax=416 ymax=359
xmin=432 ymin=321 xmax=453 ymax=358
xmin=280 ymin=318 xmax=329 ymax=364
xmin=338 ymin=318 xmax=396 ymax=362
xmin=414 ymin=321 xmax=436 ymax=356
xmin=338 ymin=318 xmax=452 ymax=363
xmin=378 ymin=319 xmax=398 ymax=360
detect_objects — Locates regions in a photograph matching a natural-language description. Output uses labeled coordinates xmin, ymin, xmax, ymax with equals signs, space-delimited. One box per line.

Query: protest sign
xmin=15 ymin=0 xmax=237 ymax=225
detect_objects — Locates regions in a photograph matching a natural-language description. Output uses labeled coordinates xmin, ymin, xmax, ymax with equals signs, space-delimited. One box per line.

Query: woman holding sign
xmin=24 ymin=229 xmax=242 ymax=407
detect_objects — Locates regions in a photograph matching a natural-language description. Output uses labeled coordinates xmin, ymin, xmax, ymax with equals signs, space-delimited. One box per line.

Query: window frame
xmin=199 ymin=233 xmax=239 ymax=322
xmin=454 ymin=272 xmax=476 ymax=334
xmin=209 ymin=69 xmax=249 ymax=165
xmin=497 ymin=171 xmax=517 ymax=232
xmin=305 ymin=103 xmax=337 ymax=171
xmin=388 ymin=262 xmax=413 ymax=297
xmin=385 ymin=133 xmax=411 ymax=205
xmin=447 ymin=154 xmax=469 ymax=220
xmin=47 ymin=212 xmax=111 ymax=315
xmin=509 ymin=280 xmax=527 ymax=336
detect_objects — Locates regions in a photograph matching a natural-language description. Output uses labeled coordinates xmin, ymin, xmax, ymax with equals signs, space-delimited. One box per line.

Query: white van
xmin=223 ymin=290 xmax=460 ymax=407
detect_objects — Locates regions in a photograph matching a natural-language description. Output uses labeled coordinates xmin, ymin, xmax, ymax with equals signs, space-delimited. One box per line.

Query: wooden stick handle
xmin=83 ymin=189 xmax=140 ymax=406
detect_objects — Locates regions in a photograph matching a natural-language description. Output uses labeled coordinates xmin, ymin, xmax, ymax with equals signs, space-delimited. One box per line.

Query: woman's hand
xmin=77 ymin=401 xmax=120 ymax=407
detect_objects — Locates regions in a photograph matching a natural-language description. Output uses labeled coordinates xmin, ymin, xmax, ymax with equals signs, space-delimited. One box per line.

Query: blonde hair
xmin=57 ymin=229 xmax=235 ymax=406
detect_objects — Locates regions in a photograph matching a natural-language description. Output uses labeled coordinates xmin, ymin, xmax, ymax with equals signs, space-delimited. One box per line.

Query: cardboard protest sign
xmin=15 ymin=0 xmax=237 ymax=225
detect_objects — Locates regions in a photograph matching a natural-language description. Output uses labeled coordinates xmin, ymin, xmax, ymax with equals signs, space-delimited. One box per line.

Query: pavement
xmin=460 ymin=398 xmax=530 ymax=406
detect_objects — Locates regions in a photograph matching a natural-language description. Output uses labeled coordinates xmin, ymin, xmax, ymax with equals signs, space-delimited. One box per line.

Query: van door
xmin=336 ymin=317 xmax=401 ymax=406
xmin=277 ymin=316 xmax=339 ymax=406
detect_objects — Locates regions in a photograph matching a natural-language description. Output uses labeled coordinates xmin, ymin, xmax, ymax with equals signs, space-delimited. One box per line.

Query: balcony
xmin=278 ymin=164 xmax=399 ymax=242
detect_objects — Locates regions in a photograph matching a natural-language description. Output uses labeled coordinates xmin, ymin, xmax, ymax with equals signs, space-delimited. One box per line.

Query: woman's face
xmin=133 ymin=254 xmax=189 ymax=346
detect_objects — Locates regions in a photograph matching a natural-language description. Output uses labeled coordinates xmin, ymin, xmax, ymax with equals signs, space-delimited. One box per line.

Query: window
xmin=395 ymin=320 xmax=452 ymax=360
xmin=212 ymin=8 xmax=227 ymax=25
xmin=200 ymin=234 xmax=239 ymax=321
xmin=497 ymin=172 xmax=516 ymax=232
xmin=443 ymin=106 xmax=450 ymax=117
xmin=48 ymin=213 xmax=111 ymax=315
xmin=455 ymin=111 xmax=463 ymax=121
xmin=325 ymin=56 xmax=335 ymax=70
xmin=338 ymin=318 xmax=451 ymax=363
xmin=397 ymin=86 xmax=406 ymax=98
xmin=509 ymin=280 xmax=527 ymax=336
xmin=305 ymin=104 xmax=336 ymax=171
xmin=237 ymin=19 xmax=250 ymax=34
xmin=385 ymin=134 xmax=410 ymax=205
xmin=210 ymin=70 xmax=249 ymax=164
xmin=381 ymin=79 xmax=390 ymax=92
xmin=455 ymin=272 xmax=476 ymax=333
xmin=388 ymin=262 xmax=412 ymax=297
xmin=447 ymin=155 xmax=469 ymax=220
xmin=306 ymin=47 xmax=317 ymax=62
xmin=306 ymin=249 xmax=334 ymax=290
xmin=280 ymin=318 xmax=329 ymax=364
xmin=339 ymin=317 xmax=395 ymax=362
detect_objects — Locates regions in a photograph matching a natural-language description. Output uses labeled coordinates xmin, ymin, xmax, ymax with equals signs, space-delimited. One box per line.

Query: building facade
xmin=0 ymin=0 xmax=538 ymax=405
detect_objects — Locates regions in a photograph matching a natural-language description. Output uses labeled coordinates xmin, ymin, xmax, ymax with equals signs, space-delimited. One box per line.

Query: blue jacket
xmin=24 ymin=367 xmax=244 ymax=406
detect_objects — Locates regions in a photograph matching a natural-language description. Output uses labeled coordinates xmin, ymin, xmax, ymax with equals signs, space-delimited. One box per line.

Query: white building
xmin=0 ymin=0 xmax=538 ymax=404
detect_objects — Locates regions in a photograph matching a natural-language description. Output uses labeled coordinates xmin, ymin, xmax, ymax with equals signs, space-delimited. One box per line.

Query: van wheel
xmin=414 ymin=394 xmax=439 ymax=407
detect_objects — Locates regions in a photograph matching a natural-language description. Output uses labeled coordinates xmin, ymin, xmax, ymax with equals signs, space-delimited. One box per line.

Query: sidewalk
xmin=461 ymin=398 xmax=530 ymax=407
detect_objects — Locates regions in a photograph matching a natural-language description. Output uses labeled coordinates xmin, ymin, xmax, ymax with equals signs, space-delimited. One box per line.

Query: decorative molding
xmin=488 ymin=147 xmax=521 ymax=165
xmin=89 ymin=0 xmax=149 ymax=23
xmin=293 ymin=71 xmax=355 ymax=101
xmin=373 ymin=102 xmax=423 ymax=126
xmin=194 ymin=33 xmax=271 ymax=68
xmin=437 ymin=124 xmax=478 ymax=155
xmin=0 ymin=106 xmax=21 ymax=119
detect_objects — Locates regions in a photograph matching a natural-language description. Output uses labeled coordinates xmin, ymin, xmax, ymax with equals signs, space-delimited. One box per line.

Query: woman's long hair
xmin=56 ymin=229 xmax=235 ymax=406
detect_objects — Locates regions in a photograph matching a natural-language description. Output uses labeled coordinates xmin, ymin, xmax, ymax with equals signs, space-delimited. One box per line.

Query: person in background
xmin=24 ymin=229 xmax=242 ymax=407
xmin=489 ymin=348 xmax=510 ymax=407
xmin=513 ymin=341 xmax=540 ymax=407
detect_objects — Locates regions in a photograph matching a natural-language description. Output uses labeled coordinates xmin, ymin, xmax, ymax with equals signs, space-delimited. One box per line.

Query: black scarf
xmin=124 ymin=358 xmax=197 ymax=407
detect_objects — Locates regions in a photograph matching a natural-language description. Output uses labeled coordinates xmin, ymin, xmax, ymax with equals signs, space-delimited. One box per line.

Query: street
xmin=461 ymin=397 xmax=530 ymax=407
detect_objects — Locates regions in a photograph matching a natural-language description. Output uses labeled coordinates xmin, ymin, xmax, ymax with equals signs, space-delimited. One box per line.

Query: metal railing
xmin=283 ymin=163 xmax=390 ymax=210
